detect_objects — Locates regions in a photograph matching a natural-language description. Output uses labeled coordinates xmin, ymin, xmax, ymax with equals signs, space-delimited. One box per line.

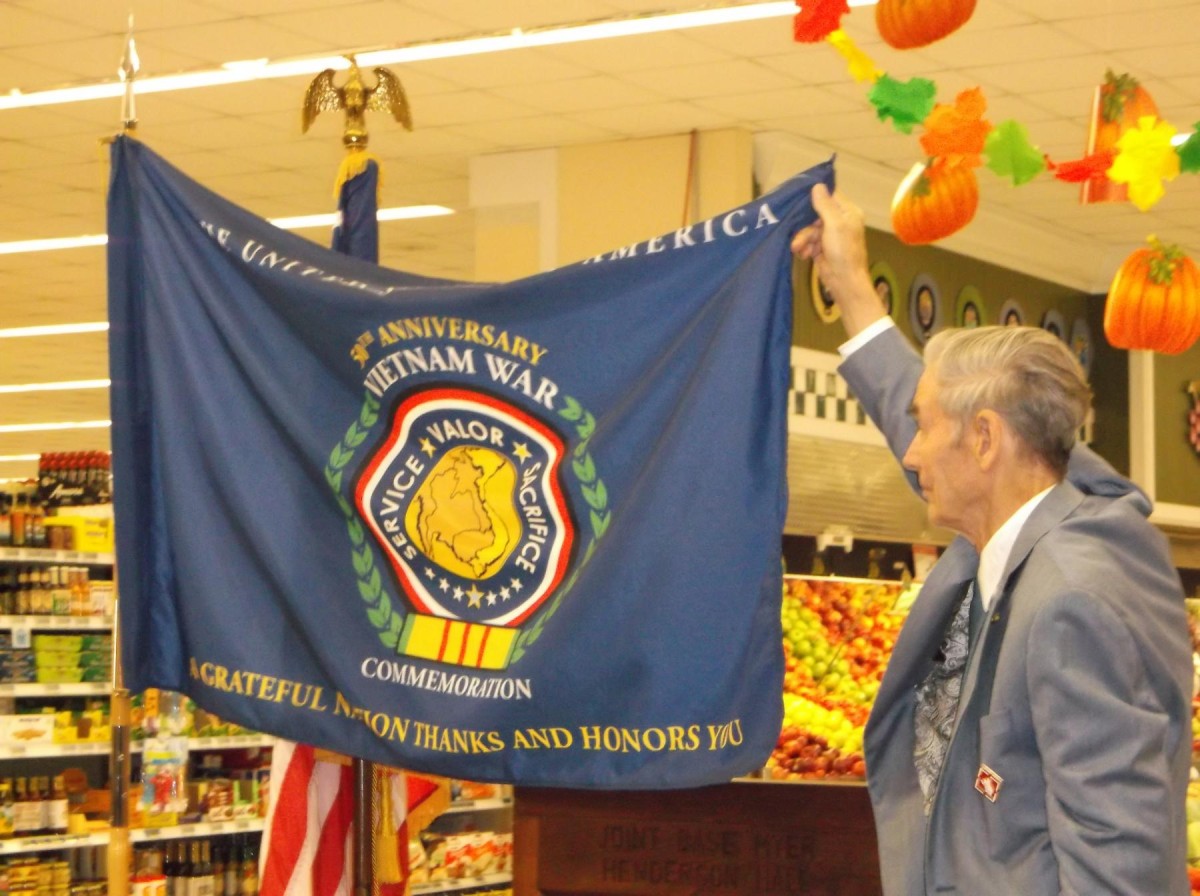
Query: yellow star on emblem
xmin=419 ymin=437 xmax=436 ymax=457
xmin=512 ymin=442 xmax=532 ymax=463
xmin=466 ymin=584 xmax=484 ymax=608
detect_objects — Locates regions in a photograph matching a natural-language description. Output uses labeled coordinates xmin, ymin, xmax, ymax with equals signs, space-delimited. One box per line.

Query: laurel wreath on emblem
xmin=324 ymin=391 xmax=610 ymax=658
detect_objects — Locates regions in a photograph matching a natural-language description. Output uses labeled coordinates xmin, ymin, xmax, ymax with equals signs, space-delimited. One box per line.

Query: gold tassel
xmin=374 ymin=767 xmax=403 ymax=890
xmin=333 ymin=149 xmax=384 ymax=202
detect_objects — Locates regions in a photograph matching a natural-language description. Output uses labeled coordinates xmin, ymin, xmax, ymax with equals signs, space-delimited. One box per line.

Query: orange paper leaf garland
xmin=1048 ymin=151 xmax=1117 ymax=184
xmin=793 ymin=0 xmax=850 ymax=43
xmin=919 ymin=87 xmax=991 ymax=170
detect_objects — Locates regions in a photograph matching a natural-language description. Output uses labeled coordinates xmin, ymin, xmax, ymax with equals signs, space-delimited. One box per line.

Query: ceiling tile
xmin=620 ymin=59 xmax=798 ymax=101
xmin=266 ymin=3 xmax=463 ymax=48
xmin=540 ymin=32 xmax=732 ymax=73
xmin=490 ymin=74 xmax=666 ymax=114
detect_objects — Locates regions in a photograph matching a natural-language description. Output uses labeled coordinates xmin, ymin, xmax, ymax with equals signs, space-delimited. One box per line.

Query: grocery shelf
xmin=0 ymin=683 xmax=111 ymax=697
xmin=0 ymin=548 xmax=114 ymax=566
xmin=0 ymin=735 xmax=274 ymax=761
xmin=0 ymin=831 xmax=109 ymax=855
xmin=442 ymin=796 xmax=513 ymax=815
xmin=0 ymin=616 xmax=112 ymax=631
xmin=0 ymin=819 xmax=267 ymax=854
xmin=0 ymin=742 xmax=110 ymax=760
xmin=181 ymin=735 xmax=274 ymax=751
xmin=132 ymin=818 xmax=265 ymax=843
xmin=411 ymin=872 xmax=512 ymax=894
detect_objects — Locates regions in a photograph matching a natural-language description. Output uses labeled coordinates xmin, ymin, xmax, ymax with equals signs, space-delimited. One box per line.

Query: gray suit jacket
xmin=839 ymin=326 xmax=1192 ymax=895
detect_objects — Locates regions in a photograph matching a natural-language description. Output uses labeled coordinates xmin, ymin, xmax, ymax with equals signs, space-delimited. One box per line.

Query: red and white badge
xmin=975 ymin=764 xmax=1003 ymax=802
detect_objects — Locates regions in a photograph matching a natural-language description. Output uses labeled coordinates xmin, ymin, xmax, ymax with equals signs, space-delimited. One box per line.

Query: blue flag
xmin=331 ymin=155 xmax=380 ymax=263
xmin=106 ymin=136 xmax=833 ymax=788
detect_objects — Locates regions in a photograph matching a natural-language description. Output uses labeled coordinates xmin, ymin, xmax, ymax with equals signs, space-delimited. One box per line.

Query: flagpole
xmin=299 ymin=57 xmax=411 ymax=896
xmin=302 ymin=54 xmax=410 ymax=896
xmin=354 ymin=761 xmax=374 ymax=896
xmin=108 ymin=579 xmax=132 ymax=896
xmin=108 ymin=19 xmax=139 ymax=896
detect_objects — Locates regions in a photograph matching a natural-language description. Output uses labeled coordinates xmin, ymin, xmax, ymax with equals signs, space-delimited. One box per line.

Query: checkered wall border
xmin=787 ymin=347 xmax=1093 ymax=445
xmin=788 ymin=349 xmax=869 ymax=432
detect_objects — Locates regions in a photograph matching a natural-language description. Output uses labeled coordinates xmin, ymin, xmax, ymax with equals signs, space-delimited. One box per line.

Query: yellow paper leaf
xmin=827 ymin=30 xmax=882 ymax=84
xmin=1107 ymin=115 xmax=1180 ymax=211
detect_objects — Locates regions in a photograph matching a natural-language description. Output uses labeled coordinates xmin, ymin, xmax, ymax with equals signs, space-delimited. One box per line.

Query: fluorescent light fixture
xmin=0 ymin=421 xmax=111 ymax=434
xmin=270 ymin=204 xmax=453 ymax=230
xmin=0 ymin=379 xmax=111 ymax=395
xmin=376 ymin=205 xmax=455 ymax=222
xmin=0 ymin=205 xmax=454 ymax=256
xmin=0 ymin=2 xmax=876 ymax=111
xmin=0 ymin=322 xmax=109 ymax=339
xmin=0 ymin=234 xmax=106 ymax=255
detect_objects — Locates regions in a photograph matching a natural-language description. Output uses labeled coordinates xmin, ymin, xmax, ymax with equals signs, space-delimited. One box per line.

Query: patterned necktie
xmin=913 ymin=582 xmax=976 ymax=815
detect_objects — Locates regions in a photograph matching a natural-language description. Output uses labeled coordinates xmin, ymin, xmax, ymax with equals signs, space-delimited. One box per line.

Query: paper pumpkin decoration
xmin=876 ymin=0 xmax=976 ymax=49
xmin=1104 ymin=238 xmax=1200 ymax=355
xmin=890 ymin=161 xmax=979 ymax=245
xmin=1081 ymin=70 xmax=1159 ymax=204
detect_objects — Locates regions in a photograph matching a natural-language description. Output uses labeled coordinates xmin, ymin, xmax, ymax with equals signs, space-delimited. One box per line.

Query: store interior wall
xmin=1156 ymin=349 xmax=1200 ymax=507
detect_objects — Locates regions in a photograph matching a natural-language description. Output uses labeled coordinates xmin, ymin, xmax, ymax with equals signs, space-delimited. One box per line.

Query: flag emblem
xmin=353 ymin=386 xmax=575 ymax=669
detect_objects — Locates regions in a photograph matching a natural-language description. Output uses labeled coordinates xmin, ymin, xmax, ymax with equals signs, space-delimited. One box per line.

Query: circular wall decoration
xmin=1041 ymin=309 xmax=1067 ymax=342
xmin=907 ymin=273 xmax=942 ymax=344
xmin=1188 ymin=383 xmax=1200 ymax=456
xmin=955 ymin=285 xmax=986 ymax=329
xmin=810 ymin=263 xmax=840 ymax=324
xmin=999 ymin=298 xmax=1026 ymax=328
xmin=1069 ymin=317 xmax=1093 ymax=378
xmin=869 ymin=260 xmax=899 ymax=318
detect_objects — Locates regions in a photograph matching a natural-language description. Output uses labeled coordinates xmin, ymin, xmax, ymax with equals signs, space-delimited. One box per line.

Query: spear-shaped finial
xmin=118 ymin=13 xmax=139 ymax=133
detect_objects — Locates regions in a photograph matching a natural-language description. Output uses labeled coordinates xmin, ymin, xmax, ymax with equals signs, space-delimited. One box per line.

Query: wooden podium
xmin=513 ymin=779 xmax=882 ymax=895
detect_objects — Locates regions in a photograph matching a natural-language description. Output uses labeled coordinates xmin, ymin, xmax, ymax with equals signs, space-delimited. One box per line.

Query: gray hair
xmin=923 ymin=325 xmax=1091 ymax=474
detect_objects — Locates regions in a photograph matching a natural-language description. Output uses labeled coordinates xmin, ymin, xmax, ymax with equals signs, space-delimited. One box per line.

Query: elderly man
xmin=792 ymin=184 xmax=1192 ymax=895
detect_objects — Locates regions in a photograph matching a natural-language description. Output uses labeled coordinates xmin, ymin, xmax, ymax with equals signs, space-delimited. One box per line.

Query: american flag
xmin=258 ymin=742 xmax=355 ymax=896
xmin=258 ymin=742 xmax=450 ymax=896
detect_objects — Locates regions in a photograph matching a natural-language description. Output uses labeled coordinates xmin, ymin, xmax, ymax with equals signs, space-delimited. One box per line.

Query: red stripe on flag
xmin=311 ymin=764 xmax=354 ymax=896
xmin=437 ymin=620 xmax=451 ymax=661
xmin=259 ymin=743 xmax=316 ymax=896
xmin=475 ymin=626 xmax=490 ymax=667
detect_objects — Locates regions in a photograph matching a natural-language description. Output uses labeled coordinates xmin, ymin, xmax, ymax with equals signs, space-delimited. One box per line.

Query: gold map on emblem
xmin=406 ymin=446 xmax=521 ymax=579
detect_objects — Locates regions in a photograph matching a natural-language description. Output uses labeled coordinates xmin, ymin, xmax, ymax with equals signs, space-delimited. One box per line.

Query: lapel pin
xmin=975 ymin=763 xmax=1003 ymax=802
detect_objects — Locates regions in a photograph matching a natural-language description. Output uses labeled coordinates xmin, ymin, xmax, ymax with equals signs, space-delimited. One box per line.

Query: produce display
xmin=768 ymin=576 xmax=912 ymax=782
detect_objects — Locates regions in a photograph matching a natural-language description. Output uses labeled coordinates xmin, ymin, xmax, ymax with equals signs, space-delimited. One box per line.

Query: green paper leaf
xmin=984 ymin=119 xmax=1047 ymax=186
xmin=1178 ymin=122 xmax=1200 ymax=174
xmin=868 ymin=75 xmax=937 ymax=135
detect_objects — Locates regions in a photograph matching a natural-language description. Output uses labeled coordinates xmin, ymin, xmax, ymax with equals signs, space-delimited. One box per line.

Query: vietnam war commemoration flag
xmin=106 ymin=135 xmax=833 ymax=789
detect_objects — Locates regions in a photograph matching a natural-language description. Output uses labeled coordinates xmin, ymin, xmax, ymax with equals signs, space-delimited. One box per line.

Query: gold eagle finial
xmin=301 ymin=56 xmax=412 ymax=148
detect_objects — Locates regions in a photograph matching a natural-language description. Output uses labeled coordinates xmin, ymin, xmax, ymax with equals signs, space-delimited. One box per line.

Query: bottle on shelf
xmin=10 ymin=494 xmax=26 ymax=548
xmin=31 ymin=775 xmax=48 ymax=835
xmin=165 ymin=840 xmax=186 ymax=896
xmin=12 ymin=776 xmax=33 ymax=838
xmin=28 ymin=497 xmax=45 ymax=549
xmin=238 ymin=834 xmax=258 ymax=896
xmin=0 ymin=778 xmax=13 ymax=839
xmin=0 ymin=491 xmax=10 ymax=546
xmin=222 ymin=837 xmax=239 ymax=896
xmin=211 ymin=838 xmax=227 ymax=896
xmin=47 ymin=774 xmax=68 ymax=835
xmin=0 ymin=567 xmax=12 ymax=615
xmin=192 ymin=838 xmax=215 ymax=896
xmin=14 ymin=567 xmax=29 ymax=616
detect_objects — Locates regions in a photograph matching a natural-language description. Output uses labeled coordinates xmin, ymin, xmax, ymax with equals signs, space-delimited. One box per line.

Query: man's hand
xmin=791 ymin=184 xmax=888 ymax=338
